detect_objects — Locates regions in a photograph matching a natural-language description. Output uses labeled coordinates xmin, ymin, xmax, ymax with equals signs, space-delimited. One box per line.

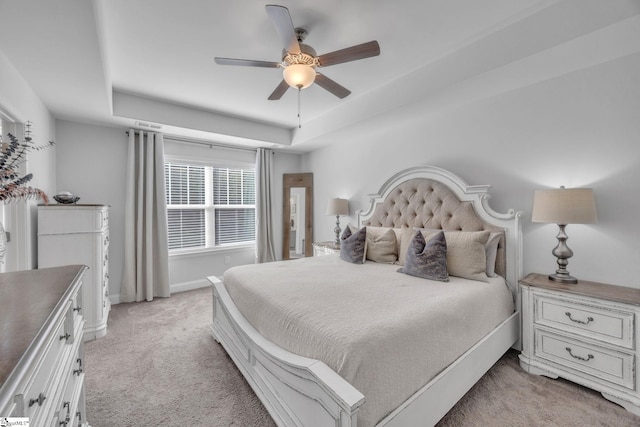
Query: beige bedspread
xmin=223 ymin=255 xmax=514 ymax=426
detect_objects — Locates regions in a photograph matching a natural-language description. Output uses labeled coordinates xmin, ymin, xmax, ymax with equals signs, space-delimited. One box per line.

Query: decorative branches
xmin=0 ymin=121 xmax=54 ymax=204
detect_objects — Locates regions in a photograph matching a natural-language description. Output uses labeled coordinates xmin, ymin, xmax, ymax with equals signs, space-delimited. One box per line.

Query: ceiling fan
xmin=214 ymin=4 xmax=380 ymax=101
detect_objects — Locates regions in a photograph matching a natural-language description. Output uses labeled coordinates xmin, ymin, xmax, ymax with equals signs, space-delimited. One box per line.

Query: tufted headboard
xmin=357 ymin=166 xmax=523 ymax=296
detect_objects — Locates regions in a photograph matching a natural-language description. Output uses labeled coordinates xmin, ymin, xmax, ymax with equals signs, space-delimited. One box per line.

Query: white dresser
xmin=0 ymin=265 xmax=89 ymax=426
xmin=38 ymin=205 xmax=111 ymax=341
xmin=519 ymin=273 xmax=640 ymax=416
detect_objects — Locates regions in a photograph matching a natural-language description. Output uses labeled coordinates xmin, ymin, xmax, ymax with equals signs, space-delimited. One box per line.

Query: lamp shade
xmin=326 ymin=198 xmax=349 ymax=216
xmin=532 ymin=187 xmax=597 ymax=224
xmin=283 ymin=64 xmax=316 ymax=89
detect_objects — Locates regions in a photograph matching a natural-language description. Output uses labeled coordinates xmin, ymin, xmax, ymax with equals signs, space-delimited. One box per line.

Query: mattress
xmin=223 ymin=255 xmax=514 ymax=426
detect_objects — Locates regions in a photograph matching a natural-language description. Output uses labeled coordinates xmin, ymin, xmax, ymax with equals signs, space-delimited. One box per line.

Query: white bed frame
xmin=209 ymin=165 xmax=523 ymax=426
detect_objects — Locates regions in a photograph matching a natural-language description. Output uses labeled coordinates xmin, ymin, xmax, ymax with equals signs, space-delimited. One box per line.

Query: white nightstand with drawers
xmin=312 ymin=241 xmax=340 ymax=256
xmin=519 ymin=273 xmax=640 ymax=416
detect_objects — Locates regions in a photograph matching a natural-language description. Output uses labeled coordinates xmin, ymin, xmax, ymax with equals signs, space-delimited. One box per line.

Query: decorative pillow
xmin=397 ymin=227 xmax=420 ymax=266
xmin=399 ymin=228 xmax=490 ymax=282
xmin=397 ymin=231 xmax=449 ymax=282
xmin=485 ymin=232 xmax=502 ymax=277
xmin=365 ymin=227 xmax=398 ymax=263
xmin=340 ymin=226 xmax=366 ymax=264
xmin=440 ymin=230 xmax=490 ymax=282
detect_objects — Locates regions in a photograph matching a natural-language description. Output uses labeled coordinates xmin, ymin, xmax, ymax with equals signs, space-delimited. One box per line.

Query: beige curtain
xmin=120 ymin=130 xmax=170 ymax=302
xmin=255 ymin=148 xmax=277 ymax=263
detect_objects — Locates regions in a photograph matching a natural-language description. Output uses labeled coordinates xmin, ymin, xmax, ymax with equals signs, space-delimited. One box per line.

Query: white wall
xmin=304 ymin=53 xmax=640 ymax=288
xmin=55 ymin=120 xmax=127 ymax=300
xmin=55 ymin=120 xmax=302 ymax=301
xmin=0 ymin=50 xmax=56 ymax=270
xmin=0 ymin=51 xmax=55 ymax=197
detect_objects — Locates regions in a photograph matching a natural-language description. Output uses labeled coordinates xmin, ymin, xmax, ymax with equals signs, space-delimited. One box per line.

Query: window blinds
xmin=165 ymin=163 xmax=256 ymax=251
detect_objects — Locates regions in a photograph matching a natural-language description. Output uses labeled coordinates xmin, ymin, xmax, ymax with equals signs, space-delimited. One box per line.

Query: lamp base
xmin=548 ymin=272 xmax=578 ymax=284
xmin=549 ymin=224 xmax=578 ymax=284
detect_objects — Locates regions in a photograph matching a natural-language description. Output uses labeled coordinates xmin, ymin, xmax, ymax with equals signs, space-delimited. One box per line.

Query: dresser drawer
xmin=57 ymin=350 xmax=84 ymax=427
xmin=38 ymin=206 xmax=108 ymax=234
xmin=23 ymin=301 xmax=73 ymax=422
xmin=534 ymin=294 xmax=634 ymax=349
xmin=534 ymin=329 xmax=635 ymax=390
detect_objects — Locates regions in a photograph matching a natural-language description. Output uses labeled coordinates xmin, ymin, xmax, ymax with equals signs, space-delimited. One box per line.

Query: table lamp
xmin=326 ymin=198 xmax=349 ymax=246
xmin=532 ymin=186 xmax=597 ymax=284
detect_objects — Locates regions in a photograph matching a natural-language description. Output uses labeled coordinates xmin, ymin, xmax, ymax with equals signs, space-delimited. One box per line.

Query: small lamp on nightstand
xmin=326 ymin=198 xmax=349 ymax=246
xmin=532 ymin=186 xmax=597 ymax=284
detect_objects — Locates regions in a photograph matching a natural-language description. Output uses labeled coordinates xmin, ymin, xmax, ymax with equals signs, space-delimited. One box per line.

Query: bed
xmin=208 ymin=165 xmax=523 ymax=426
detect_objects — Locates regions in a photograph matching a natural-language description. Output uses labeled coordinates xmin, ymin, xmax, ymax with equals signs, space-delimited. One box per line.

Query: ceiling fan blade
xmin=317 ymin=41 xmax=380 ymax=67
xmin=268 ymin=80 xmax=290 ymax=100
xmin=265 ymin=5 xmax=301 ymax=54
xmin=214 ymin=57 xmax=280 ymax=68
xmin=315 ymin=73 xmax=351 ymax=99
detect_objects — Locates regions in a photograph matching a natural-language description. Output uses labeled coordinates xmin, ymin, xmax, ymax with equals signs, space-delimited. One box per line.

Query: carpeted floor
xmin=85 ymin=287 xmax=640 ymax=426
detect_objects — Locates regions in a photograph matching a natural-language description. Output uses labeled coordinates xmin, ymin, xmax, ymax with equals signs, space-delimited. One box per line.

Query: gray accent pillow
xmin=340 ymin=226 xmax=366 ymax=264
xmin=397 ymin=231 xmax=449 ymax=282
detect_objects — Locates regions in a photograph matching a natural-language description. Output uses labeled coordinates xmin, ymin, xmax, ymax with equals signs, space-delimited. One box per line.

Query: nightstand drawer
xmin=534 ymin=294 xmax=634 ymax=349
xmin=534 ymin=330 xmax=634 ymax=390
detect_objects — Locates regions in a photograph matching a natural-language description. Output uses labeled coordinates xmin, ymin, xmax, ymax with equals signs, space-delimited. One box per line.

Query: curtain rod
xmin=125 ymin=130 xmax=261 ymax=154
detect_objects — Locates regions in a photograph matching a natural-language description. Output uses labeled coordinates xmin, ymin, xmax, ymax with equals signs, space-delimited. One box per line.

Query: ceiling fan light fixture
xmin=214 ymin=6 xmax=380 ymax=101
xmin=283 ymin=64 xmax=316 ymax=89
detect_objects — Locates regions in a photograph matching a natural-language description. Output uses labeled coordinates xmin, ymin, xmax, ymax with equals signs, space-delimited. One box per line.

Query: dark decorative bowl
xmin=53 ymin=195 xmax=80 ymax=204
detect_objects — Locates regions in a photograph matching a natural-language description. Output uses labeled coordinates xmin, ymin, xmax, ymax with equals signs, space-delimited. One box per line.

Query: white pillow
xmin=365 ymin=227 xmax=397 ymax=263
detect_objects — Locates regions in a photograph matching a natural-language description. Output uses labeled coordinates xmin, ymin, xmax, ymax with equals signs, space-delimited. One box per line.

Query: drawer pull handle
xmin=565 ymin=312 xmax=594 ymax=325
xmin=565 ymin=347 xmax=594 ymax=362
xmin=60 ymin=332 xmax=71 ymax=341
xmin=59 ymin=401 xmax=71 ymax=426
xmin=73 ymin=306 xmax=82 ymax=313
xmin=74 ymin=358 xmax=84 ymax=376
xmin=28 ymin=392 xmax=46 ymax=407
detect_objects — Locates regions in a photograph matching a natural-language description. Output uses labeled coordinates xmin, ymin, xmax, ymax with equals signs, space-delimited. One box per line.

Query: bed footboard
xmin=378 ymin=311 xmax=520 ymax=426
xmin=208 ymin=276 xmax=365 ymax=427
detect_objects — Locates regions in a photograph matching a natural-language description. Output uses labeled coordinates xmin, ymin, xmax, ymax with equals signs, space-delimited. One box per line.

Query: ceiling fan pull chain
xmin=298 ymin=87 xmax=302 ymax=128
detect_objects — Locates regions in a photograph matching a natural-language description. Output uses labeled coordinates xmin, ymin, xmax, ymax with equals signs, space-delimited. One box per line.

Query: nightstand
xmin=312 ymin=241 xmax=340 ymax=256
xmin=519 ymin=273 xmax=640 ymax=416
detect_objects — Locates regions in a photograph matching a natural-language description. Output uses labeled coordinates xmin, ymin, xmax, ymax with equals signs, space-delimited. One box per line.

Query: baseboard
xmin=170 ymin=278 xmax=211 ymax=294
xmin=109 ymin=279 xmax=210 ymax=305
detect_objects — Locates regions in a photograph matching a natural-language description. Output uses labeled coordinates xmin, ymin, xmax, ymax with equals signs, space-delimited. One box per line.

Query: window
xmin=165 ymin=161 xmax=256 ymax=251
